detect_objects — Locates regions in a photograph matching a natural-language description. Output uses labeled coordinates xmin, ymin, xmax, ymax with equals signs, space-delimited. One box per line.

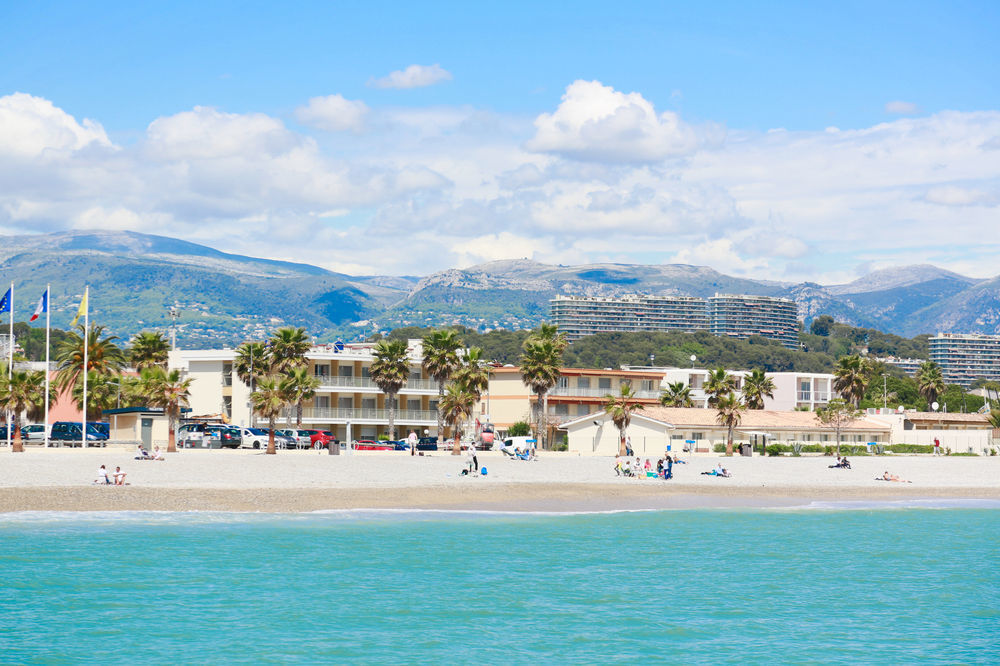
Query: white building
xmin=655 ymin=368 xmax=835 ymax=411
xmin=168 ymin=340 xmax=440 ymax=441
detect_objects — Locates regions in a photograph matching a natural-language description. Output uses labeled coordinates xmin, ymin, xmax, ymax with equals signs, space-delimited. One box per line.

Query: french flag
xmin=29 ymin=289 xmax=47 ymax=322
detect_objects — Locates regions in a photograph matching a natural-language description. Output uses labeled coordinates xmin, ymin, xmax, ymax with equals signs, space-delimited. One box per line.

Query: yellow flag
xmin=70 ymin=291 xmax=88 ymax=327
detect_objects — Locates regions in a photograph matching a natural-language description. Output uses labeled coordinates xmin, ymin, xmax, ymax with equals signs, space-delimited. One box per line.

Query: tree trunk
xmin=12 ymin=418 xmax=23 ymax=453
xmin=296 ymin=402 xmax=303 ymax=428
xmin=452 ymin=418 xmax=462 ymax=455
xmin=388 ymin=392 xmax=396 ymax=441
xmin=618 ymin=430 xmax=627 ymax=457
xmin=835 ymin=426 xmax=841 ymax=457
xmin=267 ymin=416 xmax=277 ymax=455
xmin=725 ymin=425 xmax=734 ymax=456
xmin=437 ymin=381 xmax=444 ymax=444
xmin=167 ymin=410 xmax=177 ymax=453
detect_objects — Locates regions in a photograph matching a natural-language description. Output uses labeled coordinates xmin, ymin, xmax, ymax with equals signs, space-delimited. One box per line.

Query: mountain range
xmin=1 ymin=230 xmax=998 ymax=345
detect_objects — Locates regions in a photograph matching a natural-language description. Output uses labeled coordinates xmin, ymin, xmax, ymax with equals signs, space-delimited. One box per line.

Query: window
xmin=598 ymin=378 xmax=612 ymax=389
xmin=641 ymin=380 xmax=655 ymax=392
xmin=361 ymin=398 xmax=376 ymax=410
xmin=361 ymin=366 xmax=370 ymax=378
xmin=222 ymin=363 xmax=233 ymax=387
xmin=577 ymin=377 xmax=591 ymax=389
xmin=338 ymin=366 xmax=353 ymax=377
xmin=410 ymin=371 xmax=422 ymax=381
xmin=578 ymin=405 xmax=591 ymax=415
xmin=338 ymin=397 xmax=353 ymax=409
xmin=315 ymin=396 xmax=330 ymax=408
xmin=223 ymin=395 xmax=232 ymax=418
xmin=407 ymin=399 xmax=421 ymax=411
xmin=551 ymin=404 xmax=569 ymax=416
xmin=314 ymin=364 xmax=330 ymax=377
xmin=691 ymin=432 xmax=704 ymax=440
xmin=557 ymin=376 xmax=569 ymax=389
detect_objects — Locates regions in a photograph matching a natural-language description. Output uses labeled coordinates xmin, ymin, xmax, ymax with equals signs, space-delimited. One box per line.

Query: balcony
xmin=314 ymin=376 xmax=438 ymax=392
xmin=285 ymin=407 xmax=438 ymax=423
xmin=549 ymin=387 xmax=661 ymax=400
xmin=797 ymin=391 xmax=830 ymax=402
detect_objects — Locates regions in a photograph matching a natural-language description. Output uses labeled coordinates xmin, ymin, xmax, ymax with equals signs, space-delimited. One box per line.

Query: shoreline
xmin=3 ymin=483 xmax=1000 ymax=514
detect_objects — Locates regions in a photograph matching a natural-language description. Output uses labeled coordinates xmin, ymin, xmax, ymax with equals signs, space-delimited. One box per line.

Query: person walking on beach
xmin=407 ymin=430 xmax=418 ymax=453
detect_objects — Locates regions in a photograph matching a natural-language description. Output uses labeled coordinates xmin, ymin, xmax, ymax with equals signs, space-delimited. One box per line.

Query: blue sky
xmin=1 ymin=1 xmax=998 ymax=281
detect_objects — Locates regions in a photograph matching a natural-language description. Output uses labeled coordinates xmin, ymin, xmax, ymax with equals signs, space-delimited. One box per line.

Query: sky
xmin=1 ymin=0 xmax=998 ymax=283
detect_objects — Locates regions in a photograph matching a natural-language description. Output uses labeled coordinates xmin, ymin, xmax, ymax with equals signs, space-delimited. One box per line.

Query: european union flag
xmin=0 ymin=287 xmax=10 ymax=314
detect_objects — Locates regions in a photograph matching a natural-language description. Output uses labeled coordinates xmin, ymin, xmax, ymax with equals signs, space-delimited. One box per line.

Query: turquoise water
xmin=2 ymin=504 xmax=998 ymax=664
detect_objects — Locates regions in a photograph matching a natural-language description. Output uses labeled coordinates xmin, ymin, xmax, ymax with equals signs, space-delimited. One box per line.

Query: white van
xmin=498 ymin=436 xmax=536 ymax=454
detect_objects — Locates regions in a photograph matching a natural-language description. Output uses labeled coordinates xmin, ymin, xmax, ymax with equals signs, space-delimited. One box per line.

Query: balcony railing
xmin=797 ymin=391 xmax=831 ymax=402
xmin=549 ymin=387 xmax=661 ymax=400
xmin=314 ymin=376 xmax=438 ymax=392
xmin=283 ymin=407 xmax=438 ymax=423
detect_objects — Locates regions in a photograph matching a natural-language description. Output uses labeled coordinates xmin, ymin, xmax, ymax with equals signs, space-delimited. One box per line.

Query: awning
xmin=738 ymin=430 xmax=774 ymax=438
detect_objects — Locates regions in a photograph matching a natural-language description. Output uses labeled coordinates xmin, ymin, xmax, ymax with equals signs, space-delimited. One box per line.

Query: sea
xmin=1 ymin=502 xmax=998 ymax=664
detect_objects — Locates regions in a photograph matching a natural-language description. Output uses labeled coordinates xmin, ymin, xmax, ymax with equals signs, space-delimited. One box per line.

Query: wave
xmin=774 ymin=498 xmax=1000 ymax=511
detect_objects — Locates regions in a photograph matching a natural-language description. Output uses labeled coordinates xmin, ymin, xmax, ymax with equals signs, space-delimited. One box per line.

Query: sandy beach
xmin=1 ymin=448 xmax=998 ymax=513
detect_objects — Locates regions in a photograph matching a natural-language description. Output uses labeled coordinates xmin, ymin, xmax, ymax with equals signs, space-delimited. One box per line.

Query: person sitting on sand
xmin=152 ymin=446 xmax=164 ymax=461
xmin=96 ymin=465 xmax=111 ymax=485
xmin=113 ymin=466 xmax=127 ymax=485
xmin=135 ymin=445 xmax=151 ymax=460
xmin=841 ymin=457 xmax=851 ymax=469
xmin=644 ymin=458 xmax=651 ymax=472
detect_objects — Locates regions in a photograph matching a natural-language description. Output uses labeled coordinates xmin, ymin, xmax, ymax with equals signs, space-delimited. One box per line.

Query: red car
xmin=353 ymin=439 xmax=394 ymax=451
xmin=309 ymin=430 xmax=338 ymax=448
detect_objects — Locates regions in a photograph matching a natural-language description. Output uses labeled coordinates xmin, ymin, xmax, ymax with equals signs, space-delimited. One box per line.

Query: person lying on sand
xmin=829 ymin=456 xmax=851 ymax=469
xmin=880 ymin=471 xmax=911 ymax=483
xmin=701 ymin=464 xmax=731 ymax=478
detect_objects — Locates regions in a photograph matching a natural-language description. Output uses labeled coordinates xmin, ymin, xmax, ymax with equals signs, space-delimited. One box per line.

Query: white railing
xmin=797 ymin=392 xmax=831 ymax=402
xmin=549 ymin=387 xmax=661 ymax=400
xmin=316 ymin=376 xmax=437 ymax=392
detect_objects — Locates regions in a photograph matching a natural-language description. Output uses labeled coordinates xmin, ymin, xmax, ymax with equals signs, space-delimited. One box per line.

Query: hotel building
xmin=928 ymin=333 xmax=1000 ymax=387
xmin=550 ymin=293 xmax=799 ymax=348
xmin=656 ymin=368 xmax=836 ymax=411
xmin=168 ymin=341 xmax=439 ymax=441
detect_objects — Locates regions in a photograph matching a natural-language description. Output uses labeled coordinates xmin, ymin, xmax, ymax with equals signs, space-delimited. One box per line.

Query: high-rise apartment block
xmin=550 ymin=295 xmax=709 ymax=341
xmin=928 ymin=333 xmax=1000 ymax=387
xmin=550 ymin=293 xmax=799 ymax=348
xmin=707 ymin=294 xmax=799 ymax=348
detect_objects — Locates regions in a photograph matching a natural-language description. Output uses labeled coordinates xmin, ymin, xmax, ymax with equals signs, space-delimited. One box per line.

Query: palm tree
xmin=987 ymin=410 xmax=1000 ymax=430
xmin=268 ymin=327 xmax=311 ymax=374
xmin=0 ymin=370 xmax=47 ymax=453
xmin=833 ymin=355 xmax=870 ymax=407
xmin=439 ymin=381 xmax=476 ymax=455
xmin=250 ymin=376 xmax=287 ymax=455
xmin=54 ymin=324 xmax=127 ymax=391
xmin=140 ymin=367 xmax=192 ymax=453
xmin=234 ymin=341 xmax=269 ymax=387
xmin=530 ymin=323 xmax=568 ymax=353
xmin=816 ymin=398 xmax=860 ymax=456
xmin=371 ymin=339 xmax=411 ymax=444
xmin=916 ymin=361 xmax=946 ymax=410
xmin=519 ymin=338 xmax=562 ymax=449
xmin=660 ymin=381 xmax=693 ymax=407
xmin=715 ymin=392 xmax=744 ymax=456
xmin=704 ymin=367 xmax=737 ymax=407
xmin=604 ymin=383 xmax=645 ymax=456
xmin=421 ymin=329 xmax=463 ymax=443
xmin=129 ymin=331 xmax=170 ymax=370
xmin=283 ymin=366 xmax=320 ymax=428
xmin=455 ymin=346 xmax=490 ymax=402
xmin=70 ymin=371 xmax=122 ymax=420
xmin=742 ymin=369 xmax=776 ymax=410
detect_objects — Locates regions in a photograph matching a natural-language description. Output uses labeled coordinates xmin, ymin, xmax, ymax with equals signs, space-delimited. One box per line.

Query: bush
xmin=553 ymin=442 xmax=568 ymax=452
xmin=507 ymin=421 xmax=531 ymax=437
xmin=949 ymin=452 xmax=979 ymax=456
xmin=886 ymin=444 xmax=934 ymax=454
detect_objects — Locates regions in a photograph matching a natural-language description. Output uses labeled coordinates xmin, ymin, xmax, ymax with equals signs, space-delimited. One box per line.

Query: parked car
xmin=354 ymin=439 xmax=394 ymax=451
xmin=276 ymin=429 xmax=314 ymax=449
xmin=241 ymin=428 xmax=295 ymax=450
xmin=178 ymin=423 xmax=208 ymax=447
xmin=204 ymin=425 xmax=242 ymax=449
xmin=50 ymin=421 xmax=108 ymax=446
xmin=309 ymin=430 xmax=338 ymax=448
xmin=21 ymin=424 xmax=47 ymax=441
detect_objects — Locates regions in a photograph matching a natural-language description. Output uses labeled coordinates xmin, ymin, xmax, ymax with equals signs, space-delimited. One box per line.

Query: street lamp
xmin=169 ymin=308 xmax=180 ymax=350
xmin=882 ymin=373 xmax=888 ymax=410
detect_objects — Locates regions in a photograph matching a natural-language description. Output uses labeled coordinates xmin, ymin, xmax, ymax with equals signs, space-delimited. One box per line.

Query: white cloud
xmin=0 ymin=92 xmax=111 ymax=157
xmin=2 ymin=91 xmax=1000 ymax=282
xmin=368 ymin=64 xmax=452 ymax=90
xmin=526 ymin=80 xmax=701 ymax=163
xmin=885 ymin=100 xmax=920 ymax=115
xmin=295 ymin=94 xmax=369 ymax=132
xmin=924 ymin=185 xmax=991 ymax=206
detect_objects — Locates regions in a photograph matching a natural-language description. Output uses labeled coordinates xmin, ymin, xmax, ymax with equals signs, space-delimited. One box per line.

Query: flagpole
xmin=6 ymin=281 xmax=12 ymax=449
xmin=81 ymin=286 xmax=89 ymax=449
xmin=44 ymin=285 xmax=51 ymax=448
